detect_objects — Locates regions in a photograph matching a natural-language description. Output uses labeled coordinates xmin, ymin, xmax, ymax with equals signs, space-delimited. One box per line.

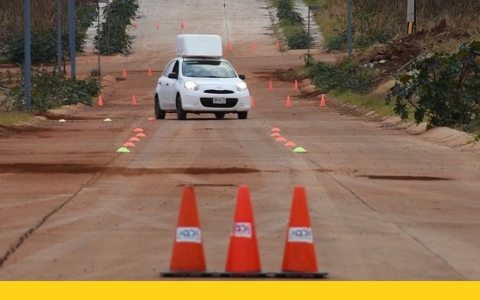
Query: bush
xmin=386 ymin=41 xmax=480 ymax=129
xmin=307 ymin=60 xmax=375 ymax=94
xmin=326 ymin=29 xmax=393 ymax=52
xmin=4 ymin=68 xmax=101 ymax=112
xmin=94 ymin=0 xmax=139 ymax=55
xmin=287 ymin=30 xmax=313 ymax=49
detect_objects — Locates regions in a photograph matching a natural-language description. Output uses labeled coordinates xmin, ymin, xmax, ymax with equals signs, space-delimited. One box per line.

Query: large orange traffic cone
xmin=250 ymin=42 xmax=255 ymax=50
xmin=225 ymin=186 xmax=261 ymax=273
xmin=250 ymin=95 xmax=254 ymax=108
xmin=169 ymin=186 xmax=206 ymax=272
xmin=294 ymin=80 xmax=299 ymax=90
xmin=98 ymin=95 xmax=103 ymax=107
xmin=286 ymin=95 xmax=291 ymax=108
xmin=276 ymin=40 xmax=280 ymax=50
xmin=122 ymin=69 xmax=127 ymax=78
xmin=268 ymin=81 xmax=273 ymax=91
xmin=281 ymin=186 xmax=318 ymax=272
xmin=156 ymin=22 xmax=160 ymax=30
xmin=131 ymin=95 xmax=137 ymax=106
xmin=228 ymin=43 xmax=232 ymax=51
xmin=148 ymin=68 xmax=152 ymax=76
xmin=180 ymin=21 xmax=184 ymax=29
xmin=320 ymin=94 xmax=326 ymax=107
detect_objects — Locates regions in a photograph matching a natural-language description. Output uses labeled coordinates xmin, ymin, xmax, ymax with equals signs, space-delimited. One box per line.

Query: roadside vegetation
xmin=271 ymin=0 xmax=480 ymax=135
xmin=0 ymin=0 xmax=139 ymax=128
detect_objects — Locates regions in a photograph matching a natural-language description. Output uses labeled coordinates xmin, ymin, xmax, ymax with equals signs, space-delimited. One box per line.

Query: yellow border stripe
xmin=1 ymin=282 xmax=479 ymax=300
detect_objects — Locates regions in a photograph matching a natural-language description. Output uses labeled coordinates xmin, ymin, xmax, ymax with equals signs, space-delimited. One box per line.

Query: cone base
xmin=160 ymin=271 xmax=328 ymax=278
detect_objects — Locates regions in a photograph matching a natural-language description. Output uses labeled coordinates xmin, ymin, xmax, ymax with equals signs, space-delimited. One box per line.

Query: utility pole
xmin=346 ymin=0 xmax=352 ymax=56
xmin=307 ymin=5 xmax=319 ymax=64
xmin=407 ymin=0 xmax=416 ymax=34
xmin=24 ymin=0 xmax=31 ymax=111
xmin=57 ymin=0 xmax=62 ymax=75
xmin=68 ymin=0 xmax=76 ymax=80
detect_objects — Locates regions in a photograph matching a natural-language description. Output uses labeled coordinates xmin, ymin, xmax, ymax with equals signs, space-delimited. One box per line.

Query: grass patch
xmin=330 ymin=90 xmax=396 ymax=118
xmin=0 ymin=111 xmax=35 ymax=127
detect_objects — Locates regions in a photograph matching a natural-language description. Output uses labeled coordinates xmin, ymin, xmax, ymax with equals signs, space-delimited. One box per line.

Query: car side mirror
xmin=168 ymin=72 xmax=178 ymax=79
xmin=238 ymin=74 xmax=246 ymax=80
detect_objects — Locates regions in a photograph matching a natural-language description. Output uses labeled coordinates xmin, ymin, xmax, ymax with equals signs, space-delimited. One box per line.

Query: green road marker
xmin=116 ymin=147 xmax=130 ymax=153
xmin=293 ymin=147 xmax=306 ymax=153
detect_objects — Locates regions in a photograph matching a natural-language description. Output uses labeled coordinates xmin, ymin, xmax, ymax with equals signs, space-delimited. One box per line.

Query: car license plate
xmin=213 ymin=97 xmax=226 ymax=104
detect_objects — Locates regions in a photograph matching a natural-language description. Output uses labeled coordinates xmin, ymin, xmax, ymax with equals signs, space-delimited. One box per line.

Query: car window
xmin=172 ymin=61 xmax=179 ymax=75
xmin=163 ymin=60 xmax=176 ymax=77
xmin=182 ymin=60 xmax=237 ymax=78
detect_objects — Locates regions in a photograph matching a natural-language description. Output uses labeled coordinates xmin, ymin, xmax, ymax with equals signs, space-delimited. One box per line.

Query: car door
xmin=158 ymin=59 xmax=177 ymax=110
xmin=164 ymin=60 xmax=180 ymax=106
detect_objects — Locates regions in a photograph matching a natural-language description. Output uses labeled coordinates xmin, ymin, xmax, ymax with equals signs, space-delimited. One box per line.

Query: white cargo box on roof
xmin=176 ymin=34 xmax=223 ymax=57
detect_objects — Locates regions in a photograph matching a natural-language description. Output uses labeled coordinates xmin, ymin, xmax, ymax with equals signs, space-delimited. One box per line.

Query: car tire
xmin=238 ymin=112 xmax=248 ymax=119
xmin=155 ymin=95 xmax=166 ymax=119
xmin=176 ymin=94 xmax=187 ymax=120
xmin=215 ymin=112 xmax=225 ymax=119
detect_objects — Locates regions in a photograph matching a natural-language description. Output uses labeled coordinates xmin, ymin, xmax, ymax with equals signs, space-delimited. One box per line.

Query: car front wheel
xmin=215 ymin=112 xmax=225 ymax=119
xmin=238 ymin=112 xmax=248 ymax=119
xmin=155 ymin=95 xmax=166 ymax=119
xmin=176 ymin=95 xmax=187 ymax=120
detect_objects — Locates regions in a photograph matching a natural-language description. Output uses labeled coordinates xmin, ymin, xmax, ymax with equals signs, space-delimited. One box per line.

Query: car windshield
xmin=182 ymin=60 xmax=237 ymax=78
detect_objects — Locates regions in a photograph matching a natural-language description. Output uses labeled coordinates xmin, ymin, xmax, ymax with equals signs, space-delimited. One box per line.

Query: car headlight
xmin=184 ymin=81 xmax=199 ymax=91
xmin=236 ymin=82 xmax=248 ymax=92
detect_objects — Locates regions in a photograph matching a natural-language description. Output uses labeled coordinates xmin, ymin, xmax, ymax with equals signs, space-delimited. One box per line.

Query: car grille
xmin=200 ymin=98 xmax=238 ymax=108
xmin=204 ymin=89 xmax=234 ymax=94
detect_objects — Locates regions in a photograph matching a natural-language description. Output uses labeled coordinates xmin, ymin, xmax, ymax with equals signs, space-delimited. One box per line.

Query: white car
xmin=154 ymin=57 xmax=251 ymax=120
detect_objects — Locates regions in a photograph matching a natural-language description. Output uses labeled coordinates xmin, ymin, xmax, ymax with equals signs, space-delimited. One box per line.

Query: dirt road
xmin=1 ymin=0 xmax=480 ymax=280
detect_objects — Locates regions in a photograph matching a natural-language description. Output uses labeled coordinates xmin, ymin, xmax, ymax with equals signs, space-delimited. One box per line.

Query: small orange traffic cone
xmin=169 ymin=186 xmax=206 ymax=272
xmin=132 ymin=95 xmax=137 ymax=106
xmin=281 ymin=186 xmax=318 ymax=273
xmin=98 ymin=96 xmax=103 ymax=107
xmin=271 ymin=127 xmax=281 ymax=132
xmin=294 ymin=80 xmax=299 ymax=90
xmin=180 ymin=21 xmax=184 ymax=29
xmin=225 ymin=186 xmax=261 ymax=273
xmin=148 ymin=68 xmax=152 ymax=76
xmin=286 ymin=95 xmax=291 ymax=108
xmin=122 ymin=69 xmax=127 ymax=78
xmin=320 ymin=94 xmax=326 ymax=107
xmin=271 ymin=132 xmax=281 ymax=137
xmin=250 ymin=95 xmax=254 ymax=108
xmin=268 ymin=81 xmax=273 ymax=91
xmin=276 ymin=137 xmax=287 ymax=142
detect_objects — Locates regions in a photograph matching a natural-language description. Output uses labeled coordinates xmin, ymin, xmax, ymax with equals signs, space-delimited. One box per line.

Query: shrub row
xmin=3 ymin=3 xmax=95 ymax=64
xmin=2 ymin=68 xmax=101 ymax=112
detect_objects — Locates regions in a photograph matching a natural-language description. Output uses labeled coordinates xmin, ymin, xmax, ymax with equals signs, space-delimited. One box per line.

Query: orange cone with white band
xmin=225 ymin=186 xmax=261 ymax=273
xmin=169 ymin=186 xmax=206 ymax=271
xmin=281 ymin=186 xmax=318 ymax=272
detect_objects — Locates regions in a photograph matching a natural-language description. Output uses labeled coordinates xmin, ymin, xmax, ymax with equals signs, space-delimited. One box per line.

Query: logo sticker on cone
xmin=168 ymin=186 xmax=206 ymax=272
xmin=281 ymin=186 xmax=318 ymax=273
xmin=225 ymin=186 xmax=261 ymax=273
